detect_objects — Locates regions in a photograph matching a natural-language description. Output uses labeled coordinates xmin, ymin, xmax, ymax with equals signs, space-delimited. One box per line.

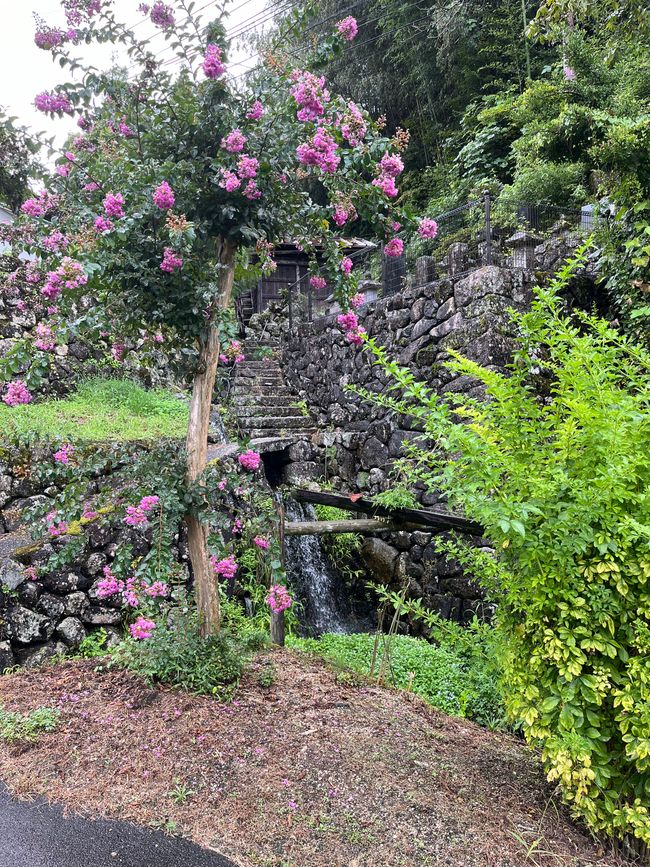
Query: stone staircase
xmin=229 ymin=343 xmax=316 ymax=440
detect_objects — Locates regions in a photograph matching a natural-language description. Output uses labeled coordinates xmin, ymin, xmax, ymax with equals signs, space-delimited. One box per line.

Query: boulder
xmin=19 ymin=641 xmax=68 ymax=669
xmin=63 ymin=591 xmax=90 ymax=618
xmin=82 ymin=606 xmax=124 ymax=626
xmin=37 ymin=593 xmax=66 ymax=620
xmin=7 ymin=605 xmax=53 ymax=644
xmin=56 ymin=617 xmax=86 ymax=648
xmin=361 ymin=538 xmax=398 ymax=583
xmin=0 ymin=559 xmax=26 ymax=591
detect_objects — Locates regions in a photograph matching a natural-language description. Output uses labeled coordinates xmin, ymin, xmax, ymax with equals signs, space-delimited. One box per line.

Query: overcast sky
xmin=0 ymin=0 xmax=268 ymax=156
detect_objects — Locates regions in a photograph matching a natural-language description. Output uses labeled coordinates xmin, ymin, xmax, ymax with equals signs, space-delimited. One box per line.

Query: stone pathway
xmin=230 ymin=342 xmax=316 ymax=440
xmin=0 ymin=784 xmax=236 ymax=867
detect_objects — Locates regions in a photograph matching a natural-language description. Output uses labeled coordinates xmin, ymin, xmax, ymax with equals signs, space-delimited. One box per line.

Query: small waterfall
xmin=284 ymin=499 xmax=361 ymax=636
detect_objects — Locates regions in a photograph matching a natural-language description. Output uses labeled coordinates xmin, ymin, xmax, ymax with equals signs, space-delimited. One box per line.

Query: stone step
xmin=231 ymin=386 xmax=294 ymax=397
xmin=233 ymin=375 xmax=285 ymax=386
xmin=237 ymin=415 xmax=314 ymax=430
xmin=247 ymin=427 xmax=316 ymax=439
xmin=235 ymin=367 xmax=283 ymax=377
xmin=234 ymin=405 xmax=306 ymax=418
xmin=231 ymin=395 xmax=298 ymax=408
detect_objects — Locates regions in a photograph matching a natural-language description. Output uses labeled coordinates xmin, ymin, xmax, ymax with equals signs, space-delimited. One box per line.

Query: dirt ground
xmin=0 ymin=650 xmax=632 ymax=867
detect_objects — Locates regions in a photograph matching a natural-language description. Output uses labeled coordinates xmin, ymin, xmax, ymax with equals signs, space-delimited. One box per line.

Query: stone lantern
xmin=505 ymin=230 xmax=542 ymax=269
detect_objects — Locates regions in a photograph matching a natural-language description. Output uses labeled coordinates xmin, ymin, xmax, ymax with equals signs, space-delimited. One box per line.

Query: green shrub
xmin=289 ymin=630 xmax=504 ymax=728
xmin=359 ymin=248 xmax=650 ymax=847
xmin=111 ymin=611 xmax=264 ymax=699
xmin=0 ymin=704 xmax=60 ymax=742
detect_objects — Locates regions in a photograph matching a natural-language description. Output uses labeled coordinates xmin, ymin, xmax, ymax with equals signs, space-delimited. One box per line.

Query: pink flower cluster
xmin=3 ymin=381 xmax=32 ymax=407
xmin=46 ymin=511 xmax=68 ymax=537
xmin=83 ymin=181 xmax=99 ymax=192
xmin=351 ymin=292 xmax=365 ymax=309
xmin=119 ymin=119 xmax=134 ymax=137
xmin=35 ymin=323 xmax=56 ymax=351
xmin=373 ymin=151 xmax=404 ymax=198
xmin=333 ymin=202 xmax=357 ymax=227
xmin=160 ymin=247 xmax=183 ymax=273
xmin=203 ymin=43 xmax=225 ymax=78
xmin=103 ymin=192 xmax=125 ymax=217
xmin=290 ymin=70 xmax=330 ymax=122
xmin=222 ymin=129 xmax=247 ymax=153
xmin=42 ymin=230 xmax=69 ymax=252
xmin=211 ymin=554 xmax=238 ymax=579
xmin=144 ymin=581 xmax=169 ymax=598
xmin=309 ymin=275 xmax=327 ymax=290
xmin=131 ymin=617 xmax=156 ymax=640
xmin=384 ymin=237 xmax=404 ymax=257
xmin=219 ymin=339 xmax=245 ymax=365
xmin=54 ymin=443 xmax=74 ymax=465
xmin=56 ymin=164 xmax=71 ymax=178
xmin=42 ymin=258 xmax=87 ymax=301
xmin=246 ymin=100 xmax=264 ymax=120
xmin=340 ymin=101 xmax=366 ymax=146
xmin=34 ymin=91 xmax=73 ymax=114
xmin=238 ymin=449 xmax=261 ymax=471
xmin=21 ymin=191 xmax=57 ymax=217
xmin=340 ymin=256 xmax=353 ymax=275
xmin=35 ymin=26 xmax=78 ymax=50
xmin=337 ymin=310 xmax=366 ymax=346
xmin=152 ymin=181 xmax=175 ymax=210
xmin=148 ymin=1 xmax=174 ymax=28
xmin=266 ymin=584 xmax=293 ymax=613
xmin=124 ymin=495 xmax=160 ymax=527
xmin=418 ymin=218 xmax=439 ymax=239
xmin=254 ymin=536 xmax=270 ymax=550
xmin=94 ymin=216 xmax=113 ymax=233
xmin=296 ymin=128 xmax=340 ymax=174
xmin=336 ymin=16 xmax=358 ymax=41
xmin=563 ymin=65 xmax=576 ymax=81
xmin=64 ymin=0 xmax=101 ymax=26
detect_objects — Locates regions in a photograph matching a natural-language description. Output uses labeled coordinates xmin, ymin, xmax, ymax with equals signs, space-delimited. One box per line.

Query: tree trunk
xmin=186 ymin=239 xmax=237 ymax=636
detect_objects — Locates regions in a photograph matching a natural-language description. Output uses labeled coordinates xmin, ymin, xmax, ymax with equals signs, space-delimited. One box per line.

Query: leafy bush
xmin=360 ymin=248 xmax=650 ymax=847
xmin=313 ymin=504 xmax=364 ymax=582
xmin=289 ymin=629 xmax=504 ymax=728
xmin=0 ymin=378 xmax=188 ymax=441
xmin=0 ymin=704 xmax=59 ymax=742
xmin=111 ymin=611 xmax=265 ymax=699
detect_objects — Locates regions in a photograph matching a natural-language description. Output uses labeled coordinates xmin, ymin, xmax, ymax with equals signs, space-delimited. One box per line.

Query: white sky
xmin=0 ymin=0 xmax=268 ymax=157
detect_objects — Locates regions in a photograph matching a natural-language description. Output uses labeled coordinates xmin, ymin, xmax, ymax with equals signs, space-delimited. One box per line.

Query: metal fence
xmin=280 ymin=194 xmax=595 ymax=330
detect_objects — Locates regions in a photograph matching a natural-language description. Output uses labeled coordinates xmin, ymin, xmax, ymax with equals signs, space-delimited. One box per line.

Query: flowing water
xmin=284 ymin=499 xmax=371 ymax=636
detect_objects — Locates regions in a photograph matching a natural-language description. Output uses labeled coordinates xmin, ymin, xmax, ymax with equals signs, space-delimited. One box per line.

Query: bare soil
xmin=0 ymin=650 xmax=632 ymax=867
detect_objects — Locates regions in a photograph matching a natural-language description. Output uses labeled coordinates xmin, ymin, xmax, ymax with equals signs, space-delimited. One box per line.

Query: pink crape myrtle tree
xmin=6 ymin=0 xmax=433 ymax=634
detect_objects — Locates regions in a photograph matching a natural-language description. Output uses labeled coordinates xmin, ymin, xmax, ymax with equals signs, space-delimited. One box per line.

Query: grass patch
xmin=0 ymin=704 xmax=60 ymax=742
xmin=288 ymin=631 xmax=506 ymax=729
xmin=0 ymin=378 xmax=188 ymax=441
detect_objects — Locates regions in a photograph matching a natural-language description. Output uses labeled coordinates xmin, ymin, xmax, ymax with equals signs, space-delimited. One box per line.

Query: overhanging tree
xmin=3 ymin=0 xmax=429 ymax=633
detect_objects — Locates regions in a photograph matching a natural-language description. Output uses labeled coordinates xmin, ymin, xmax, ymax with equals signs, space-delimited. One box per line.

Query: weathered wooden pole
xmin=284 ymin=518 xmax=394 ymax=536
xmin=270 ymin=610 xmax=285 ymax=646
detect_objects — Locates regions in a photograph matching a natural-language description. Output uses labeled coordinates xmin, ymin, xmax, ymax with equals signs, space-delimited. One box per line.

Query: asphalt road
xmin=0 ymin=785 xmax=237 ymax=867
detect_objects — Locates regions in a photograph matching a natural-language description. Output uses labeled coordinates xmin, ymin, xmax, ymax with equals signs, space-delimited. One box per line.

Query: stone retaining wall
xmin=282 ymin=266 xmax=537 ymax=620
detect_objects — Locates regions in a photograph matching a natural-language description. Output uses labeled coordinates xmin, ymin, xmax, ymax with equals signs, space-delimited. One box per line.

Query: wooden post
xmin=270 ymin=609 xmax=285 ymax=646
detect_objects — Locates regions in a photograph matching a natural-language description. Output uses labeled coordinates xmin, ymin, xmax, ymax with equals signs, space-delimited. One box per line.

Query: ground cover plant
xmin=355 ymin=248 xmax=650 ymax=850
xmin=0 ymin=378 xmax=188 ymax=441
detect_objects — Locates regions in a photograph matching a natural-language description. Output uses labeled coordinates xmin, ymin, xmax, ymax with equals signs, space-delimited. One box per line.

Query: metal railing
xmin=267 ymin=195 xmax=596 ymax=334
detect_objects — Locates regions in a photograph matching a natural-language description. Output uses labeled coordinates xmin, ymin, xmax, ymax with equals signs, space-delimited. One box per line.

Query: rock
xmin=37 ymin=593 xmax=65 ymax=620
xmin=82 ymin=606 xmax=125 ymax=626
xmin=288 ymin=441 xmax=313 ymax=462
xmin=0 ymin=559 xmax=26 ymax=591
xmin=17 ymin=582 xmax=40 ymax=607
xmin=3 ymin=496 xmax=50 ymax=532
xmin=40 ymin=571 xmax=85 ymax=595
xmin=0 ymin=640 xmax=15 ymax=673
xmin=19 ymin=641 xmax=68 ymax=668
xmin=360 ymin=436 xmax=385 ymax=470
xmin=7 ymin=605 xmax=53 ymax=643
xmin=85 ymin=552 xmax=108 ymax=577
xmin=281 ymin=462 xmax=321 ymax=485
xmin=56 ymin=617 xmax=86 ymax=648
xmin=361 ymin=538 xmax=398 ymax=583
xmin=63 ymin=591 xmax=90 ymax=618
